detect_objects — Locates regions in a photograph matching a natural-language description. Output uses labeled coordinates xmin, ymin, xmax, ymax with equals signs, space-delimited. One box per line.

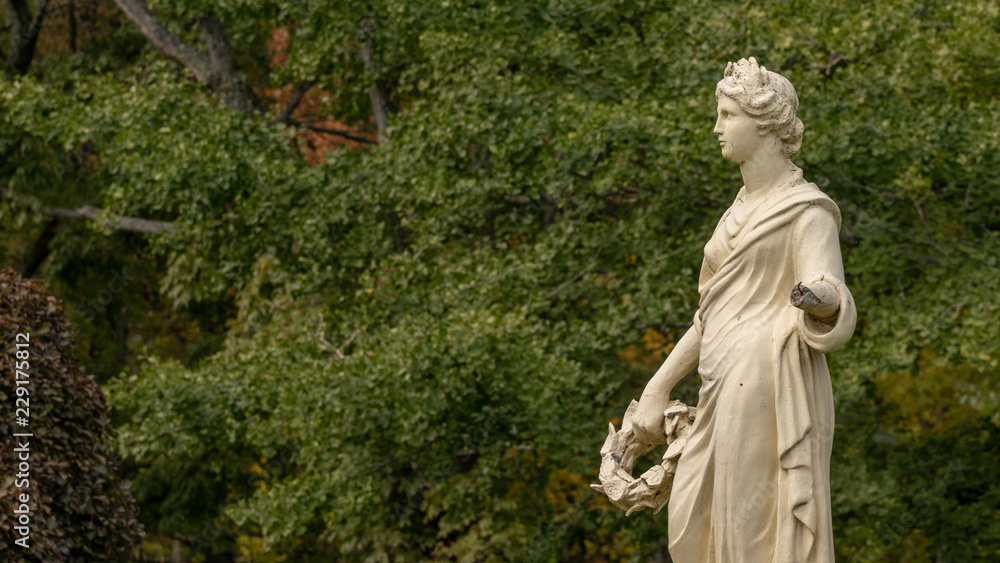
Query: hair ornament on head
xmin=717 ymin=56 xmax=803 ymax=157
xmin=723 ymin=57 xmax=775 ymax=92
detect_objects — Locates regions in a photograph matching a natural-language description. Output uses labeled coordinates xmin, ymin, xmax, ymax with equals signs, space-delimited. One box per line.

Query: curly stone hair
xmin=715 ymin=56 xmax=804 ymax=158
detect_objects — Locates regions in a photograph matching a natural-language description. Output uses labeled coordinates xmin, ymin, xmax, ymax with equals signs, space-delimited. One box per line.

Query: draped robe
xmin=667 ymin=182 xmax=857 ymax=563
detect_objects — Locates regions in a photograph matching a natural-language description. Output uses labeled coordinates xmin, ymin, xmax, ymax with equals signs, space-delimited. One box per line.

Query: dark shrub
xmin=0 ymin=268 xmax=143 ymax=561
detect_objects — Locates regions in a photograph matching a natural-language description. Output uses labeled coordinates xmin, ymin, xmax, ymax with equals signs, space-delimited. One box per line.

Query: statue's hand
xmin=592 ymin=399 xmax=697 ymax=516
xmin=790 ymin=280 xmax=839 ymax=319
xmin=631 ymin=398 xmax=669 ymax=448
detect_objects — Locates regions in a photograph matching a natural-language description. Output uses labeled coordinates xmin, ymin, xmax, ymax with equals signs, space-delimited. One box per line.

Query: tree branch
xmin=112 ymin=0 xmax=210 ymax=82
xmin=20 ymin=218 xmax=60 ymax=278
xmin=839 ymin=227 xmax=860 ymax=248
xmin=113 ymin=1 xmax=260 ymax=113
xmin=359 ymin=15 xmax=391 ymax=142
xmin=40 ymin=204 xmax=176 ymax=234
xmin=1 ymin=189 xmax=176 ymax=234
xmin=289 ymin=119 xmax=377 ymax=144
xmin=271 ymin=81 xmax=315 ymax=125
xmin=3 ymin=0 xmax=51 ymax=76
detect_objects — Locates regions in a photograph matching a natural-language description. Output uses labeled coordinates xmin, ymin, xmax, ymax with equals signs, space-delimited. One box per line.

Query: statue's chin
xmin=720 ymin=151 xmax=741 ymax=164
xmin=718 ymin=145 xmax=737 ymax=163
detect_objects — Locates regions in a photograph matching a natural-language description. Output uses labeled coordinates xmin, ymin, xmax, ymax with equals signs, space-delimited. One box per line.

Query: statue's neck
xmin=740 ymin=150 xmax=802 ymax=201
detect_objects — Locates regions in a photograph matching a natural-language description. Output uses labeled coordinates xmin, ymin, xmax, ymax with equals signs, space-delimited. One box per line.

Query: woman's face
xmin=714 ymin=96 xmax=759 ymax=164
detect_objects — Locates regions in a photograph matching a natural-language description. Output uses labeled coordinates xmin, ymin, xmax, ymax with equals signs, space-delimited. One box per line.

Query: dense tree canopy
xmin=1 ymin=0 xmax=998 ymax=560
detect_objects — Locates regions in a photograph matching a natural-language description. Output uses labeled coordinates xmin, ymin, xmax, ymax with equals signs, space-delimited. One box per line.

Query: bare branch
xmin=113 ymin=1 xmax=260 ymax=113
xmin=40 ymin=204 xmax=176 ymax=234
xmin=20 ymin=218 xmax=60 ymax=278
xmin=27 ymin=0 xmax=49 ymax=41
xmin=290 ymin=119 xmax=377 ymax=144
xmin=839 ymin=227 xmax=860 ymax=248
xmin=271 ymin=81 xmax=316 ymax=125
xmin=335 ymin=328 xmax=363 ymax=359
xmin=4 ymin=0 xmax=51 ymax=75
xmin=359 ymin=15 xmax=391 ymax=142
xmin=112 ymin=0 xmax=211 ymax=82
xmin=1 ymin=189 xmax=176 ymax=234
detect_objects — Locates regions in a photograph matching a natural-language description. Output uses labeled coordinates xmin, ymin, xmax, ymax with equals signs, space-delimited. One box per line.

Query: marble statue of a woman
xmin=597 ymin=57 xmax=857 ymax=562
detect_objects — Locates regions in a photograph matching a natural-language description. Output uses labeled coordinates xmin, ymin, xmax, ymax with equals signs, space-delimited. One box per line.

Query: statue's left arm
xmin=789 ymin=204 xmax=857 ymax=352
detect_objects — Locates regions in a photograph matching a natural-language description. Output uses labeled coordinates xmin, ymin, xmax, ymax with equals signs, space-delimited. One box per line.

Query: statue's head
xmin=715 ymin=57 xmax=803 ymax=159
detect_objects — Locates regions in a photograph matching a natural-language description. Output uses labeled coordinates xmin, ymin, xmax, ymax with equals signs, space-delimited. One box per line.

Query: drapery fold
xmin=667 ymin=183 xmax=856 ymax=563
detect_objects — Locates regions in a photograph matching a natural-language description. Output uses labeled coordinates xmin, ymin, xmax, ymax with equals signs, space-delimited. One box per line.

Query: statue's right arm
xmin=631 ymin=322 xmax=701 ymax=445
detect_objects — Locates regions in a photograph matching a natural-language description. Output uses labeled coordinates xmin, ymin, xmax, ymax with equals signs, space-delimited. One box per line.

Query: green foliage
xmin=2 ymin=0 xmax=999 ymax=560
xmin=0 ymin=269 xmax=143 ymax=561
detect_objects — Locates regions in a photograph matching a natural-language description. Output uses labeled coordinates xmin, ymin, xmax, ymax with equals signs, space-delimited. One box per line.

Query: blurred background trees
xmin=1 ymin=0 xmax=998 ymax=560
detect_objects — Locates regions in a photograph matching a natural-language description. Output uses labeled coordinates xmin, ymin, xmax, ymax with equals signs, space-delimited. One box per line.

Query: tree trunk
xmin=3 ymin=0 xmax=50 ymax=76
xmin=360 ymin=16 xmax=392 ymax=142
xmin=197 ymin=14 xmax=259 ymax=114
xmin=20 ymin=218 xmax=60 ymax=278
xmin=113 ymin=0 xmax=260 ymax=114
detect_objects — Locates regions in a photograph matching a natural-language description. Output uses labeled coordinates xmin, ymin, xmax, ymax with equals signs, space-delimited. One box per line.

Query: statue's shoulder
xmin=786 ymin=182 xmax=842 ymax=228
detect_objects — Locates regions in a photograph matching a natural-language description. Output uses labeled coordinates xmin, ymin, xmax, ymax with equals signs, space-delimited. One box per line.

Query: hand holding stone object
xmin=631 ymin=396 xmax=669 ymax=447
xmin=591 ymin=400 xmax=697 ymax=516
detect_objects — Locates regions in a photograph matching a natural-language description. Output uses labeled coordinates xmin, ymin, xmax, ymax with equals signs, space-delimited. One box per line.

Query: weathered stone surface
xmin=593 ymin=57 xmax=856 ymax=562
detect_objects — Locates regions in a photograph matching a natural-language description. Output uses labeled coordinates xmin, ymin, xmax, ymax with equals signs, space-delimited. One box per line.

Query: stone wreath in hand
xmin=590 ymin=399 xmax=697 ymax=516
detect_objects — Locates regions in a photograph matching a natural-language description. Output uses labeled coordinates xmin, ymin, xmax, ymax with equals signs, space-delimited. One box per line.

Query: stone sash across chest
xmin=697 ymin=183 xmax=841 ymax=327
